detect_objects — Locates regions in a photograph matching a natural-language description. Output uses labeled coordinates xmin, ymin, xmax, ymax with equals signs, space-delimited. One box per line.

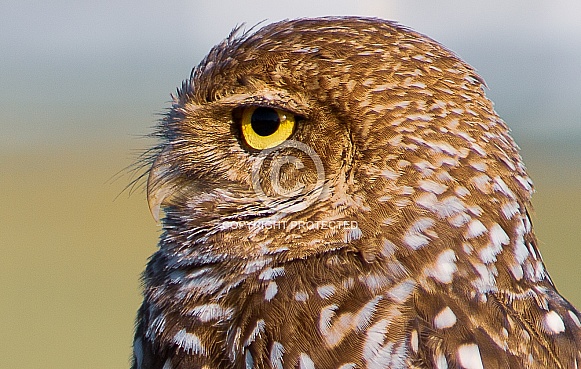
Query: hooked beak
xmin=146 ymin=147 xmax=176 ymax=223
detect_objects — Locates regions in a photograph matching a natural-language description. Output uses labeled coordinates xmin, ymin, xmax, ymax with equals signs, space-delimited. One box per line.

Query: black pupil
xmin=251 ymin=107 xmax=280 ymax=136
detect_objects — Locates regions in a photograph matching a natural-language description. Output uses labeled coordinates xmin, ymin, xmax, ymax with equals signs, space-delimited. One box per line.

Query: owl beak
xmin=147 ymin=147 xmax=175 ymax=223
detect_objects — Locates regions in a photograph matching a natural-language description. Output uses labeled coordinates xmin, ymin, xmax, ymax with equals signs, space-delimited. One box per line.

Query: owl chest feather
xmin=136 ymin=243 xmax=581 ymax=369
xmin=141 ymin=249 xmax=419 ymax=369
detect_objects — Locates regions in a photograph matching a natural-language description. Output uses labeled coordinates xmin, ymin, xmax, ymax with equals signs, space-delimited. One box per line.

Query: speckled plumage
xmin=132 ymin=17 xmax=581 ymax=369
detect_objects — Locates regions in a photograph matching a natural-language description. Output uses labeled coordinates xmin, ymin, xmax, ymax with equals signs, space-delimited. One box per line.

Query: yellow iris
xmin=240 ymin=106 xmax=296 ymax=150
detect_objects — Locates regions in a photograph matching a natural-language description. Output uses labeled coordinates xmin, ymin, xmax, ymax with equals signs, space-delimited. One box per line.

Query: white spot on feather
xmin=244 ymin=319 xmax=266 ymax=347
xmin=437 ymin=196 xmax=466 ymax=218
xmin=470 ymin=161 xmax=488 ymax=172
xmin=455 ymin=186 xmax=470 ymax=197
xmin=403 ymin=217 xmax=435 ymax=250
xmin=409 ymin=81 xmax=427 ymax=88
xmin=471 ymin=174 xmax=491 ymax=194
xmin=479 ymin=223 xmax=509 ymax=264
xmin=425 ymin=249 xmax=457 ymax=284
xmin=457 ymin=343 xmax=484 ymax=369
xmin=490 ymin=223 xmax=510 ymax=247
xmin=259 ymin=267 xmax=285 ymax=280
xmin=344 ymin=226 xmax=363 ymax=243
xmin=381 ymin=168 xmax=399 ymax=180
xmin=569 ymin=310 xmax=581 ymax=328
xmin=509 ymin=263 xmax=524 ymax=280
xmin=317 ymin=284 xmax=336 ymax=299
xmin=338 ymin=364 xmax=356 ymax=369
xmin=417 ymin=192 xmax=466 ymax=218
xmin=386 ymin=279 xmax=416 ymax=303
xmin=173 ymin=329 xmax=205 ymax=355
xmin=179 ymin=274 xmax=224 ymax=295
xmin=434 ymin=306 xmax=457 ymax=329
xmin=515 ymin=175 xmax=533 ymax=191
xmin=187 ymin=303 xmax=234 ymax=322
xmin=299 ymin=353 xmax=315 ymax=369
xmin=270 ymin=342 xmax=285 ymax=369
xmin=403 ymin=233 xmax=430 ymax=250
xmin=514 ymin=238 xmax=529 ymax=264
xmin=501 ymin=201 xmax=520 ymax=219
xmin=435 ymin=352 xmax=448 ymax=369
xmin=381 ymin=239 xmax=397 ymax=257
xmin=465 ymin=220 xmax=487 ymax=239
xmin=407 ymin=113 xmax=432 ymax=121
xmin=410 ymin=330 xmax=418 ymax=353
xmin=419 ymin=179 xmax=448 ymax=194
xmin=543 ymin=311 xmax=566 ymax=334
xmin=449 ymin=212 xmax=471 ymax=227
xmin=467 ymin=205 xmax=483 ymax=217
xmin=472 ymin=263 xmax=498 ymax=293
xmin=319 ymin=304 xmax=353 ymax=347
xmin=463 ymin=242 xmax=474 ymax=255
xmin=243 ymin=258 xmax=272 ymax=274
xmin=360 ymin=273 xmax=392 ymax=292
xmin=363 ymin=319 xmax=388 ymax=361
xmin=415 ymin=192 xmax=438 ymax=209
xmin=354 ymin=296 xmax=383 ymax=331
xmin=145 ymin=312 xmax=166 ymax=340
xmin=265 ymin=281 xmax=278 ymax=301
xmin=295 ymin=291 xmax=309 ymax=302
xmin=493 ymin=176 xmax=516 ymax=199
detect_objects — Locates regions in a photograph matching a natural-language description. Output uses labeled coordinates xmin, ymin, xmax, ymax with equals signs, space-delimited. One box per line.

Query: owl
xmin=132 ymin=17 xmax=581 ymax=369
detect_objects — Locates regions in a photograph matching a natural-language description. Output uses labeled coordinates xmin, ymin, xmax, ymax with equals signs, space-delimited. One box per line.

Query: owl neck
xmin=138 ymin=246 xmax=411 ymax=367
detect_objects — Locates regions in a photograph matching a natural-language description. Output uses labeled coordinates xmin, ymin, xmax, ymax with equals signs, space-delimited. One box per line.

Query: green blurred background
xmin=1 ymin=1 xmax=580 ymax=368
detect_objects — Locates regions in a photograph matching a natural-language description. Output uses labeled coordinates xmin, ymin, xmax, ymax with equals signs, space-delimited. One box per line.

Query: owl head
xmin=146 ymin=16 xmax=534 ymax=287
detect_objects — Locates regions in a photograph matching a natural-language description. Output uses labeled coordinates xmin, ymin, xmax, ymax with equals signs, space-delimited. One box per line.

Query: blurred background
xmin=1 ymin=1 xmax=580 ymax=367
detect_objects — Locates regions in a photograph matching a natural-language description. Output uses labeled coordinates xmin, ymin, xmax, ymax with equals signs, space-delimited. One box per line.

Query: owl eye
xmin=240 ymin=106 xmax=296 ymax=150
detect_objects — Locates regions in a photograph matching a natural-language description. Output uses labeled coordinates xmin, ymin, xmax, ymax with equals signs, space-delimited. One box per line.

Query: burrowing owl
xmin=132 ymin=17 xmax=581 ymax=368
